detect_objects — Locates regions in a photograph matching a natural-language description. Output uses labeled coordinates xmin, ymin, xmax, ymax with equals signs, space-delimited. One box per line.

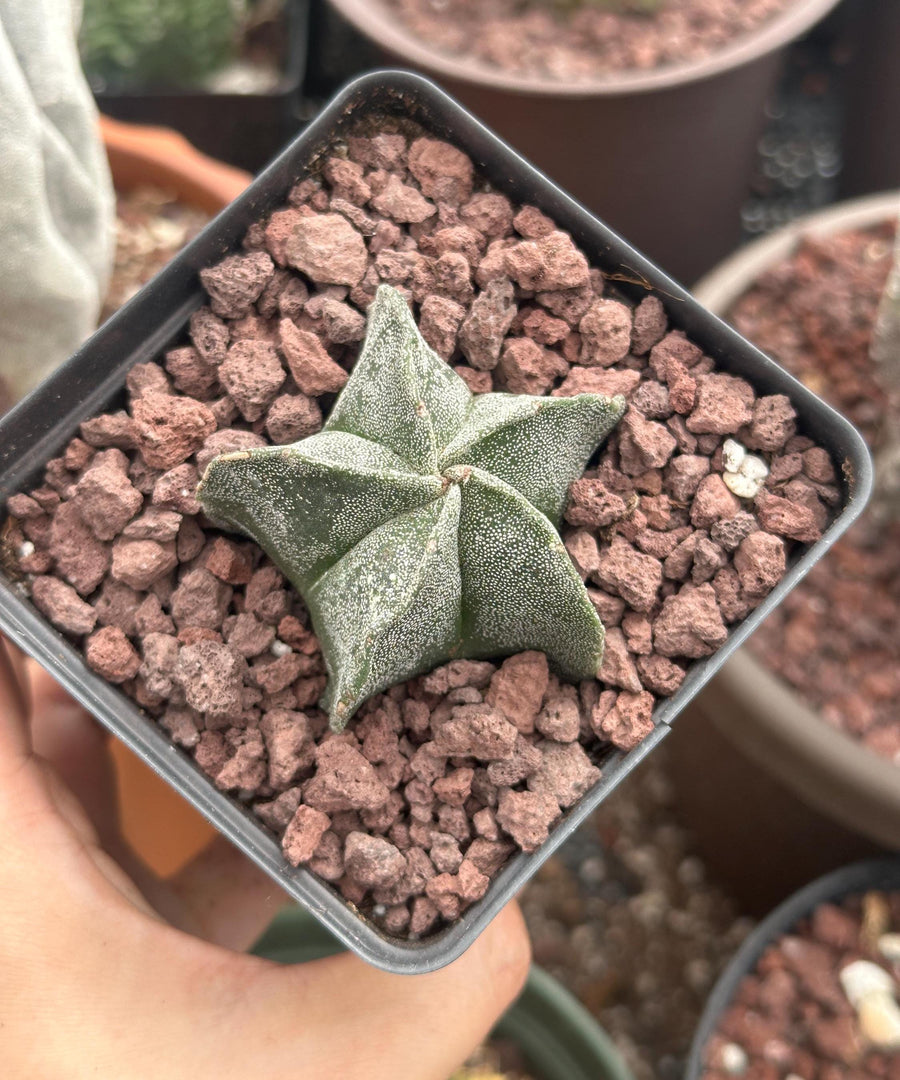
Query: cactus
xmin=199 ymin=285 xmax=625 ymax=730
xmin=79 ymin=0 xmax=242 ymax=90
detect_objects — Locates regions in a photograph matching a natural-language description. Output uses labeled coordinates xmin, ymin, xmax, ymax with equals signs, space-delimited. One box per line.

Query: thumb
xmin=234 ymin=900 xmax=532 ymax=1080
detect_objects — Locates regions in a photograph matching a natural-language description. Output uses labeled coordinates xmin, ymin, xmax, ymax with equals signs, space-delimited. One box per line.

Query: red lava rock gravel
xmin=728 ymin=224 xmax=900 ymax=765
xmin=4 ymin=121 xmax=836 ymax=937
xmin=385 ymin=0 xmax=792 ymax=82
xmin=701 ymin=889 xmax=900 ymax=1080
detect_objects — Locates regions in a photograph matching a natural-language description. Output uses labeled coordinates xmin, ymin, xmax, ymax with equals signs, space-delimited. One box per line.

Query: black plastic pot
xmin=0 ymin=71 xmax=872 ymax=975
xmin=685 ymin=856 xmax=900 ymax=1079
xmin=92 ymin=0 xmax=311 ymax=174
xmin=252 ymin=907 xmax=635 ymax=1080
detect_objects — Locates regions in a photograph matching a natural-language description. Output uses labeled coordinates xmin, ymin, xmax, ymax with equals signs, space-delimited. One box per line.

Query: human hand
xmin=0 ymin=637 xmax=531 ymax=1079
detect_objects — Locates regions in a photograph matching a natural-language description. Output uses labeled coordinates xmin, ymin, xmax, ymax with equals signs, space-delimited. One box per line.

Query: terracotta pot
xmin=325 ymin=0 xmax=841 ymax=285
xmin=102 ymin=116 xmax=250 ymax=875
xmin=101 ymin=114 xmax=250 ymax=212
xmin=667 ymin=191 xmax=900 ymax=915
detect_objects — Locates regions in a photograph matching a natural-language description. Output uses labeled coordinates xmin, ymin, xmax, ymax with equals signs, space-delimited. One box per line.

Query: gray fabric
xmin=0 ymin=0 xmax=114 ymax=402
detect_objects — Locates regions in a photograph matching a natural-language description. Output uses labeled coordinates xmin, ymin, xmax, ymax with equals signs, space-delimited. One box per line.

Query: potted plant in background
xmin=0 ymin=72 xmax=869 ymax=973
xmin=82 ymin=0 xmax=310 ymax=172
xmin=686 ymin=856 xmax=900 ymax=1079
xmin=319 ymin=0 xmax=842 ymax=284
xmin=669 ymin=189 xmax=900 ymax=914
xmin=836 ymin=0 xmax=900 ymax=199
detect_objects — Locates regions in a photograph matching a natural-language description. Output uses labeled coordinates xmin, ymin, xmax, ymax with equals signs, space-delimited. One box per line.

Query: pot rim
xmin=685 ymin=856 xmax=900 ymax=1079
xmin=100 ymin=113 xmax=251 ymax=212
xmin=327 ymin=0 xmax=841 ymax=98
xmin=0 ymin=70 xmax=872 ymax=975
xmin=692 ymin=190 xmax=900 ymax=841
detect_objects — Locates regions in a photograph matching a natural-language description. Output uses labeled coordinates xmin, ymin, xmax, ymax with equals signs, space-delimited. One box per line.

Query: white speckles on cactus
xmin=199 ymin=285 xmax=626 ymax=729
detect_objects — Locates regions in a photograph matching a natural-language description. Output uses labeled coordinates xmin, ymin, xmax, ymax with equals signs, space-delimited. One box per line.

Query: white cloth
xmin=0 ymin=0 xmax=114 ymax=402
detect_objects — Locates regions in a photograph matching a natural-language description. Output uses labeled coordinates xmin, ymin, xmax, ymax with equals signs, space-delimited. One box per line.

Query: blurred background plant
xmin=78 ymin=0 xmax=293 ymax=91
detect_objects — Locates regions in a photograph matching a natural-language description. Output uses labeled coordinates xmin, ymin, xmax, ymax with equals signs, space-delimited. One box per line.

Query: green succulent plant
xmin=79 ymin=0 xmax=242 ymax=90
xmin=199 ymin=285 xmax=626 ymax=730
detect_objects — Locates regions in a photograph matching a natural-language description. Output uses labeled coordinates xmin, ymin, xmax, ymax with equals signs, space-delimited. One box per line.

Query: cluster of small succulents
xmin=200 ymin=285 xmax=626 ymax=730
xmin=79 ymin=0 xmax=242 ymax=89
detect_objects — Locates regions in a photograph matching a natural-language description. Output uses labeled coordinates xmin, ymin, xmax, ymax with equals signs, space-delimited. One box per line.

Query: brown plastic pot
xmin=667 ymin=191 xmax=900 ymax=914
xmin=325 ymin=0 xmax=840 ymax=285
xmin=838 ymin=0 xmax=900 ymax=198
xmin=102 ymin=116 xmax=250 ymax=875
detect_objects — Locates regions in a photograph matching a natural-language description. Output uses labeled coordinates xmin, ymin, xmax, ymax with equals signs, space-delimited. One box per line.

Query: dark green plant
xmin=79 ymin=0 xmax=243 ymax=90
xmin=199 ymin=285 xmax=626 ymax=730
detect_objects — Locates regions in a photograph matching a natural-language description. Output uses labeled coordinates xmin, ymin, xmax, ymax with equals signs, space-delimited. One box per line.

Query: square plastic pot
xmin=0 ymin=71 xmax=872 ymax=974
xmin=92 ymin=0 xmax=310 ymax=174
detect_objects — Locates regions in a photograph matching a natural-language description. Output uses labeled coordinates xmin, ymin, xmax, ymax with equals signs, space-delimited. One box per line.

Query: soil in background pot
xmin=727 ymin=222 xmax=900 ymax=764
xmin=383 ymin=0 xmax=793 ymax=81
xmin=103 ymin=188 xmax=212 ymax=321
xmin=700 ymin=888 xmax=900 ymax=1078
xmin=4 ymin=118 xmax=838 ymax=940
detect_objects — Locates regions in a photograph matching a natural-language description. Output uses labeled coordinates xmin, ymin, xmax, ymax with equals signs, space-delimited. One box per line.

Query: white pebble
xmin=840 ymin=959 xmax=896 ymax=1005
xmin=858 ymin=992 xmax=900 ymax=1049
xmin=270 ymin=639 xmax=292 ymax=657
xmin=739 ymin=454 xmax=769 ymax=482
xmin=878 ymin=933 xmax=900 ymax=962
xmin=18 ymin=540 xmax=34 ymax=558
xmin=723 ymin=471 xmax=763 ymax=499
xmin=722 ymin=439 xmax=746 ymax=473
xmin=719 ymin=1041 xmax=748 ymax=1075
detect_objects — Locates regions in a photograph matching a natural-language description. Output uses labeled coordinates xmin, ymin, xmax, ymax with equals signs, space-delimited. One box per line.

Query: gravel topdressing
xmin=4 ymin=118 xmax=837 ymax=938
xmin=701 ymin=889 xmax=900 ymax=1079
xmin=729 ymin=224 xmax=900 ymax=764
xmin=383 ymin=0 xmax=793 ymax=81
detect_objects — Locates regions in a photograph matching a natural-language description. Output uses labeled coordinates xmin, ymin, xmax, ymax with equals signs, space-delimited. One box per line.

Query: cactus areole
xmin=199 ymin=285 xmax=626 ymax=730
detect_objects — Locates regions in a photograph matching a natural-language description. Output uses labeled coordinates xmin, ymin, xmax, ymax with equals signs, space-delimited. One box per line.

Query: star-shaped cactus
xmin=199 ymin=285 xmax=626 ymax=730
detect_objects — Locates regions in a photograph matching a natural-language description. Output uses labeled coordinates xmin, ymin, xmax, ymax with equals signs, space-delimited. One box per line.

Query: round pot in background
xmin=102 ymin=115 xmax=250 ymax=875
xmin=667 ymin=191 xmax=900 ymax=915
xmin=685 ymin=856 xmax=900 ymax=1079
xmin=252 ymin=906 xmax=635 ymax=1080
xmin=325 ymin=0 xmax=840 ymax=285
xmin=837 ymin=0 xmax=900 ymax=199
